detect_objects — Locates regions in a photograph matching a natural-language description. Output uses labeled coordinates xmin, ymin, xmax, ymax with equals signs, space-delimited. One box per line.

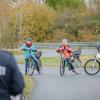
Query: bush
xmin=20 ymin=2 xmax=56 ymax=42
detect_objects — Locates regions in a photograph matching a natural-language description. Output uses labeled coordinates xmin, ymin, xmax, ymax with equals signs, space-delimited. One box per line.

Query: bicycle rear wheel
xmin=60 ymin=57 xmax=65 ymax=76
xmin=84 ymin=59 xmax=100 ymax=75
xmin=28 ymin=59 xmax=42 ymax=75
xmin=38 ymin=59 xmax=42 ymax=72
xmin=72 ymin=59 xmax=81 ymax=68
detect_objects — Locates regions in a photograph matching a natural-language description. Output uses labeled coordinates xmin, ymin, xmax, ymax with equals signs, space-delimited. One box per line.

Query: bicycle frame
xmin=60 ymin=53 xmax=68 ymax=66
xmin=94 ymin=50 xmax=100 ymax=61
xmin=60 ymin=52 xmax=81 ymax=67
xmin=96 ymin=53 xmax=100 ymax=60
xmin=29 ymin=49 xmax=41 ymax=68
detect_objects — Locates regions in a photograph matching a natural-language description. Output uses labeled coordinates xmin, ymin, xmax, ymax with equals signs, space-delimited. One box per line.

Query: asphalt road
xmin=28 ymin=67 xmax=100 ymax=100
xmin=15 ymin=48 xmax=96 ymax=60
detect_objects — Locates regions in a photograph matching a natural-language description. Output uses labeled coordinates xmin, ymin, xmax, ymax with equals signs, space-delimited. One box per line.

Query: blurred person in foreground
xmin=0 ymin=50 xmax=24 ymax=100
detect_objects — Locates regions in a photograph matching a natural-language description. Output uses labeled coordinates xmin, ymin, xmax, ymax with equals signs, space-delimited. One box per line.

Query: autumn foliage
xmin=0 ymin=0 xmax=100 ymax=48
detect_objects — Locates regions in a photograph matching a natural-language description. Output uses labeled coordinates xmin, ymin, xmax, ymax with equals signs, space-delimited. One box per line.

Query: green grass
xmin=80 ymin=55 xmax=93 ymax=64
xmin=17 ymin=55 xmax=94 ymax=67
xmin=24 ymin=76 xmax=34 ymax=98
xmin=17 ymin=58 xmax=25 ymax=64
xmin=7 ymin=49 xmax=23 ymax=55
xmin=41 ymin=57 xmax=60 ymax=67
xmin=17 ymin=57 xmax=60 ymax=67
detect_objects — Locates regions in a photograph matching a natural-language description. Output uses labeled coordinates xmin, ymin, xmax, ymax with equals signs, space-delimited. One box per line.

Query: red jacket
xmin=56 ymin=45 xmax=73 ymax=59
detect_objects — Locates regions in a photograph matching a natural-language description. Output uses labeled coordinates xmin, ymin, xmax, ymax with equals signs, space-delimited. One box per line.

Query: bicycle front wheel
xmin=84 ymin=59 xmax=100 ymax=75
xmin=60 ymin=58 xmax=65 ymax=76
xmin=28 ymin=61 xmax=35 ymax=76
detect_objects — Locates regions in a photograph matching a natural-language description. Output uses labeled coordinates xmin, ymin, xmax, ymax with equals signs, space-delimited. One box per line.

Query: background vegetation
xmin=0 ymin=0 xmax=100 ymax=48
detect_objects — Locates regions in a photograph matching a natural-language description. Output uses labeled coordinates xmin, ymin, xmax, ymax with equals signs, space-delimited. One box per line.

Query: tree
xmin=20 ymin=1 xmax=56 ymax=42
xmin=87 ymin=0 xmax=100 ymax=13
xmin=45 ymin=0 xmax=85 ymax=10
xmin=0 ymin=0 xmax=17 ymax=48
xmin=83 ymin=0 xmax=100 ymax=37
xmin=45 ymin=0 xmax=86 ymax=37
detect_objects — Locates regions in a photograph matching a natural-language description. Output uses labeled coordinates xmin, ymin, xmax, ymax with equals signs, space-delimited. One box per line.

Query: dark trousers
xmin=66 ymin=58 xmax=74 ymax=70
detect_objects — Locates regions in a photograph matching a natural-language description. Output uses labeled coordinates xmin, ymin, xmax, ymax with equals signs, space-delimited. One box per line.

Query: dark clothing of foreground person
xmin=0 ymin=50 xmax=24 ymax=100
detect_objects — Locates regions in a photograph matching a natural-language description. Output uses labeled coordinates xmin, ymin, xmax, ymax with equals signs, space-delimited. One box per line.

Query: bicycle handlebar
xmin=23 ymin=48 xmax=37 ymax=52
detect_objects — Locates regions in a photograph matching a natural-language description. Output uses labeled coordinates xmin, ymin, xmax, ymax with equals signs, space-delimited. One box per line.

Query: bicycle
xmin=28 ymin=50 xmax=42 ymax=76
xmin=84 ymin=46 xmax=100 ymax=75
xmin=60 ymin=50 xmax=81 ymax=76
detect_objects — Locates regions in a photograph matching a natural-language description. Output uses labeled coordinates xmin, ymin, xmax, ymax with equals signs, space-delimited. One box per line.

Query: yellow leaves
xmin=19 ymin=2 xmax=56 ymax=41
xmin=79 ymin=33 xmax=97 ymax=42
xmin=0 ymin=1 xmax=15 ymax=17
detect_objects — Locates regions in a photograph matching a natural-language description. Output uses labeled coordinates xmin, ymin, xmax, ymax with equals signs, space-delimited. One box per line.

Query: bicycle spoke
xmin=84 ymin=59 xmax=100 ymax=75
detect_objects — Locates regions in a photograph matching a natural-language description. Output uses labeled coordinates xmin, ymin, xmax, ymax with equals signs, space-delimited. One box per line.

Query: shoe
xmin=38 ymin=71 xmax=41 ymax=75
xmin=72 ymin=70 xmax=80 ymax=74
xmin=25 ymin=73 xmax=27 ymax=75
xmin=68 ymin=66 xmax=72 ymax=70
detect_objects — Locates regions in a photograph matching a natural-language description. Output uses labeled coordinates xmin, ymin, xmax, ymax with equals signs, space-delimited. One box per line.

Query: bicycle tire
xmin=72 ymin=58 xmax=81 ymax=68
xmin=38 ymin=59 xmax=42 ymax=71
xmin=84 ymin=59 xmax=100 ymax=75
xmin=28 ymin=61 xmax=35 ymax=76
xmin=29 ymin=59 xmax=42 ymax=76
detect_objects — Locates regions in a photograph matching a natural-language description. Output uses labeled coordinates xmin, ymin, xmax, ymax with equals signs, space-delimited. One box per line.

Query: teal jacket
xmin=21 ymin=44 xmax=36 ymax=59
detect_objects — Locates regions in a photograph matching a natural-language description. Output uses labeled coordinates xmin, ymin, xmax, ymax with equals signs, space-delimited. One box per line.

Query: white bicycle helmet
xmin=62 ymin=39 xmax=68 ymax=44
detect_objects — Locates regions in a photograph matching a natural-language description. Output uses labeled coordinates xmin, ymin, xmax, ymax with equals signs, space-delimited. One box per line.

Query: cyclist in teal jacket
xmin=21 ymin=38 xmax=40 ymax=75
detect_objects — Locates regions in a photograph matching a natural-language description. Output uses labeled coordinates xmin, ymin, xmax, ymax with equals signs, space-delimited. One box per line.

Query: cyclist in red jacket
xmin=56 ymin=39 xmax=77 ymax=73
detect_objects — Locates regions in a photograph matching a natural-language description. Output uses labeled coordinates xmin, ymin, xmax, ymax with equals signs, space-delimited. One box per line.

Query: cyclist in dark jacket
xmin=0 ymin=50 xmax=24 ymax=100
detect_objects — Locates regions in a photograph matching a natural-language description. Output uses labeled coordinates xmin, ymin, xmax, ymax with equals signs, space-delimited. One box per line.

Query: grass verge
xmin=7 ymin=49 xmax=23 ymax=55
xmin=17 ymin=55 xmax=94 ymax=67
xmin=24 ymin=75 xmax=34 ymax=100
